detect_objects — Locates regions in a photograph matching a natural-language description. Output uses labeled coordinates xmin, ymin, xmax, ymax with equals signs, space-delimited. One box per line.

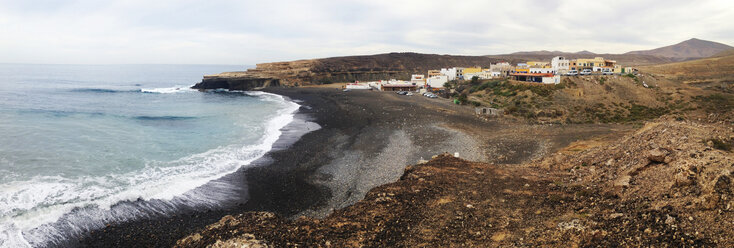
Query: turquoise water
xmin=0 ymin=64 xmax=300 ymax=247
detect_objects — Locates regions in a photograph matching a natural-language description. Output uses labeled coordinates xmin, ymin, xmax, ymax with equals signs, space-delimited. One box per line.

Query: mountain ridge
xmin=626 ymin=38 xmax=733 ymax=59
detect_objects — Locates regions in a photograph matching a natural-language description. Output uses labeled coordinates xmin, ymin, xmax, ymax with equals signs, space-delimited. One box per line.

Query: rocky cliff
xmin=191 ymin=52 xmax=502 ymax=90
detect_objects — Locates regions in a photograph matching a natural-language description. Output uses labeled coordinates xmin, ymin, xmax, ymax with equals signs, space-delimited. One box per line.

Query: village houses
xmin=344 ymin=55 xmax=630 ymax=91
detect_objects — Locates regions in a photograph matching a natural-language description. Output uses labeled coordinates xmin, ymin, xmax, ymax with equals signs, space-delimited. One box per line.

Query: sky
xmin=1 ymin=0 xmax=733 ymax=65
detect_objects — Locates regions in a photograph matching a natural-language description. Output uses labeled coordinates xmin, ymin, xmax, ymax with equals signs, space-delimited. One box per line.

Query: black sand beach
xmin=76 ymin=87 xmax=624 ymax=247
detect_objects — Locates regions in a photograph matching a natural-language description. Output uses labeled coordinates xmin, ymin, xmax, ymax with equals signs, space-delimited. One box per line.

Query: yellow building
xmin=574 ymin=57 xmax=604 ymax=68
xmin=463 ymin=67 xmax=483 ymax=74
xmin=526 ymin=61 xmax=550 ymax=68
xmin=427 ymin=70 xmax=442 ymax=77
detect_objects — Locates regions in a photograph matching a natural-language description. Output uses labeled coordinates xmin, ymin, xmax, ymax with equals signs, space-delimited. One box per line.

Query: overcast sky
xmin=1 ymin=0 xmax=733 ymax=65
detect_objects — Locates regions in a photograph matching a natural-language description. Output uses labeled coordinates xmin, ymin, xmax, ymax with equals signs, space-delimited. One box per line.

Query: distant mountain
xmin=494 ymin=39 xmax=733 ymax=65
xmin=489 ymin=52 xmax=675 ymax=66
xmin=640 ymin=48 xmax=734 ymax=84
xmin=626 ymin=38 xmax=733 ymax=60
xmin=508 ymin=50 xmax=566 ymax=56
xmin=575 ymin=50 xmax=595 ymax=55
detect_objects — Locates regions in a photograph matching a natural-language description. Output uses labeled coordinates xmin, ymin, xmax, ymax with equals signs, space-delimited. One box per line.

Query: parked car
xmin=396 ymin=91 xmax=407 ymax=95
xmin=602 ymin=69 xmax=613 ymax=75
xmin=342 ymin=89 xmax=350 ymax=92
xmin=580 ymin=69 xmax=592 ymax=75
xmin=566 ymin=70 xmax=578 ymax=76
xmin=405 ymin=92 xmax=413 ymax=96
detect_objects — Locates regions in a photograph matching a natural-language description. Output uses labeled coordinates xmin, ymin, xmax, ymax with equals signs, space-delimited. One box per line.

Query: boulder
xmin=647 ymin=148 xmax=668 ymax=163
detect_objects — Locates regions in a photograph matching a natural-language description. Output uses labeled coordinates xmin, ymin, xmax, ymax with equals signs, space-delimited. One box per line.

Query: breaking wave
xmin=0 ymin=92 xmax=302 ymax=247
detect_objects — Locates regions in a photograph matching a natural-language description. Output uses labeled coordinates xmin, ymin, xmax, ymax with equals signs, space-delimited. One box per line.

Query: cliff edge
xmin=191 ymin=52 xmax=502 ymax=90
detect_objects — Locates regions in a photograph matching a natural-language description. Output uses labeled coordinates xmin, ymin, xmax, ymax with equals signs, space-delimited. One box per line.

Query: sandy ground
xmin=78 ymin=88 xmax=624 ymax=247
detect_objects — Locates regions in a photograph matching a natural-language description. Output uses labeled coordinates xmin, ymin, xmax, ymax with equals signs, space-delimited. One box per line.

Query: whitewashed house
xmin=551 ymin=56 xmax=570 ymax=75
xmin=529 ymin=68 xmax=556 ymax=74
xmin=440 ymin=68 xmax=457 ymax=81
xmin=410 ymin=74 xmax=426 ymax=87
xmin=426 ymin=75 xmax=448 ymax=88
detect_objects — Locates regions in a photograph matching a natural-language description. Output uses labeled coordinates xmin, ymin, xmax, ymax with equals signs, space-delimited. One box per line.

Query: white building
xmin=464 ymin=71 xmax=494 ymax=80
xmin=439 ymin=68 xmax=456 ymax=81
xmin=551 ymin=56 xmax=570 ymax=75
xmin=529 ymin=68 xmax=556 ymax=74
xmin=426 ymin=75 xmax=448 ymax=88
xmin=489 ymin=62 xmax=513 ymax=77
xmin=345 ymin=83 xmax=371 ymax=89
xmin=410 ymin=74 xmax=426 ymax=87
xmin=542 ymin=75 xmax=561 ymax=84
xmin=455 ymin=67 xmax=465 ymax=80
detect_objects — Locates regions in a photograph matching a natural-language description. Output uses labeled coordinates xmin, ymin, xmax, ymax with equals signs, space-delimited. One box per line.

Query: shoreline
xmin=77 ymin=87 xmax=626 ymax=247
xmin=70 ymin=91 xmax=320 ymax=247
xmin=29 ymin=90 xmax=312 ymax=248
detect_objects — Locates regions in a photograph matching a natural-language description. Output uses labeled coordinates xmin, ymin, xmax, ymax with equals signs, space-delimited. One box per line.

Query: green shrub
xmin=457 ymin=93 xmax=468 ymax=105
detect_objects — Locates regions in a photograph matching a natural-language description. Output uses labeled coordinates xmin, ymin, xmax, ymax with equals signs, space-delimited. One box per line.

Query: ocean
xmin=0 ymin=64 xmax=301 ymax=247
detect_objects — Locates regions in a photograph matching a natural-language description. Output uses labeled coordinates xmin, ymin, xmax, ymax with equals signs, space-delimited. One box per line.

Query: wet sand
xmin=77 ymin=87 xmax=626 ymax=247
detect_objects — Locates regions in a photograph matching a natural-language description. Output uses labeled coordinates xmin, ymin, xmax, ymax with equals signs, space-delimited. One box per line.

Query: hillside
xmin=457 ymin=75 xmax=687 ymax=124
xmin=193 ymin=53 xmax=502 ymax=90
xmin=627 ymin=38 xmax=734 ymax=60
xmin=456 ymin=70 xmax=734 ymax=124
xmin=177 ymin=119 xmax=734 ymax=247
xmin=639 ymin=50 xmax=734 ymax=86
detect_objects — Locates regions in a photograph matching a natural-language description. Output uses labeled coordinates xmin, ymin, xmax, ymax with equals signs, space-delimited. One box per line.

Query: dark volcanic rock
xmin=191 ymin=76 xmax=280 ymax=91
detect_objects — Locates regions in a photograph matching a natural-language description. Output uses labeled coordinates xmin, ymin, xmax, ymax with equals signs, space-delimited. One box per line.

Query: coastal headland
xmin=192 ymin=53 xmax=504 ymax=91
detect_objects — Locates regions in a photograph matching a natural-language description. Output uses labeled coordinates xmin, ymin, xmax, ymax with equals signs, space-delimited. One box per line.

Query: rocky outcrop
xmin=191 ymin=52 xmax=502 ymax=90
xmin=191 ymin=74 xmax=279 ymax=91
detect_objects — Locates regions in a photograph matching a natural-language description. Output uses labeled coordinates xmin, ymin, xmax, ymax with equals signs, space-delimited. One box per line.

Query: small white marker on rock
xmin=454 ymin=152 xmax=460 ymax=158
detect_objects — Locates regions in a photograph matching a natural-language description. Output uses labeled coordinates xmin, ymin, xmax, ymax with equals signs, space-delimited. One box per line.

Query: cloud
xmin=0 ymin=0 xmax=732 ymax=64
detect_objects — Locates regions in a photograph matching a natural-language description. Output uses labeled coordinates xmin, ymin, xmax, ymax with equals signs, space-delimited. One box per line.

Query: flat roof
xmin=509 ymin=73 xmax=555 ymax=77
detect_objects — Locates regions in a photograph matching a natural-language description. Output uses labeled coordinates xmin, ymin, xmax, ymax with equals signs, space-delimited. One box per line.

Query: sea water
xmin=0 ymin=64 xmax=300 ymax=247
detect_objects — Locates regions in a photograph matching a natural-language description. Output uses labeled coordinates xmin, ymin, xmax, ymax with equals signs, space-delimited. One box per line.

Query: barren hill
xmin=627 ymin=38 xmax=734 ymax=60
xmin=639 ymin=49 xmax=734 ymax=85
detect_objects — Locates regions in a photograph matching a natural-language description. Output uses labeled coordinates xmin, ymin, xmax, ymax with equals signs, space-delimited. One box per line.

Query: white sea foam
xmin=0 ymin=91 xmax=302 ymax=248
xmin=140 ymin=86 xmax=195 ymax=94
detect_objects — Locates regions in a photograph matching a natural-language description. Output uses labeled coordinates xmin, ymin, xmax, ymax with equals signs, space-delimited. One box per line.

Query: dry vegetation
xmin=453 ymin=53 xmax=734 ymax=124
xmin=640 ymin=50 xmax=734 ymax=85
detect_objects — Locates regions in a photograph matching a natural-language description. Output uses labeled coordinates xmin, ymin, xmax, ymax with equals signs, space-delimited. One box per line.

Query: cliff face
xmin=191 ymin=53 xmax=502 ymax=90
